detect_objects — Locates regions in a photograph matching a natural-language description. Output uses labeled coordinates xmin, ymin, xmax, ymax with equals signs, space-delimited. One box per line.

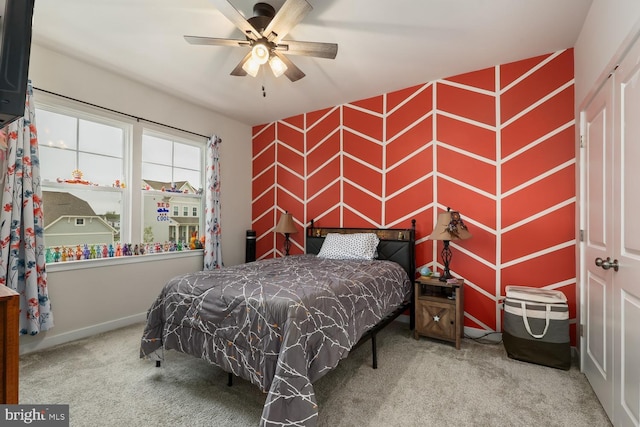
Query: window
xmin=36 ymin=100 xmax=206 ymax=263
xmin=39 ymin=109 xmax=124 ymax=188
xmin=38 ymin=106 xmax=126 ymax=252
xmin=142 ymin=132 xmax=203 ymax=246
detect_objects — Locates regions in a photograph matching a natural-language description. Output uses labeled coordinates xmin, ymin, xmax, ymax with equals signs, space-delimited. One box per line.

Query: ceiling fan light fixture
xmin=251 ymin=42 xmax=270 ymax=65
xmin=269 ymin=55 xmax=288 ymax=78
xmin=242 ymin=57 xmax=261 ymax=77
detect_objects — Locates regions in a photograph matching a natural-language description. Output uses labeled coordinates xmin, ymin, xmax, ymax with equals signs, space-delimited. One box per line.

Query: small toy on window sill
xmin=189 ymin=231 xmax=203 ymax=249
xmin=57 ymin=169 xmax=96 ymax=186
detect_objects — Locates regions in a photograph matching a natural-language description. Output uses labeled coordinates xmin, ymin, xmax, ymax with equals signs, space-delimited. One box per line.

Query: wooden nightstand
xmin=414 ymin=276 xmax=464 ymax=349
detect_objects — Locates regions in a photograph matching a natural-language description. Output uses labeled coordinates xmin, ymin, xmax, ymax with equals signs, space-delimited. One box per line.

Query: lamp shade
xmin=242 ymin=58 xmax=260 ymax=77
xmin=251 ymin=42 xmax=270 ymax=65
xmin=275 ymin=212 xmax=297 ymax=234
xmin=428 ymin=210 xmax=472 ymax=241
xmin=268 ymin=54 xmax=288 ymax=78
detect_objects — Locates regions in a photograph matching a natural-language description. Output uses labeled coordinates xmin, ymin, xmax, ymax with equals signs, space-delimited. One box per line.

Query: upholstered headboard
xmin=305 ymin=219 xmax=416 ymax=280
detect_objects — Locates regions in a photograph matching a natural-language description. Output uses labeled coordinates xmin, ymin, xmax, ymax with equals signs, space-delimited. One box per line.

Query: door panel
xmin=582 ymin=76 xmax=614 ymax=420
xmin=620 ymin=292 xmax=640 ymax=425
xmin=586 ymin=272 xmax=607 ymax=375
xmin=614 ymin=33 xmax=640 ymax=427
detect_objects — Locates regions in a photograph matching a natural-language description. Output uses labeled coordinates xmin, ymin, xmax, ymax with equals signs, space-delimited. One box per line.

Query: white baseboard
xmin=19 ymin=312 xmax=147 ymax=355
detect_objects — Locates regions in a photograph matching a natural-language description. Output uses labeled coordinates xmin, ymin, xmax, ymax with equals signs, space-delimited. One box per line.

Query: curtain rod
xmin=33 ymin=87 xmax=211 ymax=140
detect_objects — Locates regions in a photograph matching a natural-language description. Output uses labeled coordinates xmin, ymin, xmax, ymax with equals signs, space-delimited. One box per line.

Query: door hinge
xmin=580 ymin=229 xmax=585 ymax=242
xmin=580 ymin=324 xmax=584 ymax=337
xmin=580 ymin=135 xmax=584 ymax=148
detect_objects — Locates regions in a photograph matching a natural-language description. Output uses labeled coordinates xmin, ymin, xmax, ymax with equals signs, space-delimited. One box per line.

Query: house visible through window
xmin=142 ymin=132 xmax=203 ymax=245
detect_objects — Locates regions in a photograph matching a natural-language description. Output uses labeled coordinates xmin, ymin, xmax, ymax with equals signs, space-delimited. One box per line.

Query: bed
xmin=140 ymin=220 xmax=416 ymax=426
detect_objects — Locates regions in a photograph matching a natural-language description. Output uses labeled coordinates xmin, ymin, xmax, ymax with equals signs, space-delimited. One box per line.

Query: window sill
xmin=45 ymin=249 xmax=203 ymax=272
xmin=42 ymin=180 xmax=125 ymax=192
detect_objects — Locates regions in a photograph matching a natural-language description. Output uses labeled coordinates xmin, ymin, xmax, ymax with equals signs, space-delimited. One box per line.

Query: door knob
xmin=595 ymin=257 xmax=619 ymax=272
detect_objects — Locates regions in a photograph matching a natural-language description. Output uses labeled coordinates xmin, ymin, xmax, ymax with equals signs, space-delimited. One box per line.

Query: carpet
xmin=18 ymin=321 xmax=611 ymax=426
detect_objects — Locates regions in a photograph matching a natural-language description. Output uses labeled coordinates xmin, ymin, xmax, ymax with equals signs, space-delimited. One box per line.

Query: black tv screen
xmin=0 ymin=0 xmax=35 ymax=127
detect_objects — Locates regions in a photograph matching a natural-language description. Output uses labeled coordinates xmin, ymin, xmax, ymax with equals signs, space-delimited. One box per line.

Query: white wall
xmin=20 ymin=253 xmax=203 ymax=354
xmin=19 ymin=44 xmax=253 ymax=353
xmin=574 ymin=0 xmax=640 ymax=107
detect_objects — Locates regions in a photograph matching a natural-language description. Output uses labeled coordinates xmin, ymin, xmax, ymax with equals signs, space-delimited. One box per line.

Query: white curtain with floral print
xmin=203 ymin=135 xmax=223 ymax=270
xmin=0 ymin=82 xmax=53 ymax=335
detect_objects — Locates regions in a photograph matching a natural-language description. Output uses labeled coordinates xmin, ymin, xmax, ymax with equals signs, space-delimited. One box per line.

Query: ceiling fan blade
xmin=263 ymin=0 xmax=312 ymax=43
xmin=210 ymin=0 xmax=261 ymax=40
xmin=184 ymin=36 xmax=250 ymax=48
xmin=277 ymin=40 xmax=338 ymax=59
xmin=272 ymin=51 xmax=305 ymax=82
xmin=230 ymin=51 xmax=252 ymax=77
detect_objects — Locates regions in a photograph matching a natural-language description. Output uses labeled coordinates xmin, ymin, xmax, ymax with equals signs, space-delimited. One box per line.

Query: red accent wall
xmin=251 ymin=49 xmax=576 ymax=341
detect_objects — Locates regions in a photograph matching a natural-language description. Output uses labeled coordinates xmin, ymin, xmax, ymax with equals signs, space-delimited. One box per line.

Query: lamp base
xmin=439 ymin=270 xmax=453 ymax=282
xmin=440 ymin=240 xmax=453 ymax=282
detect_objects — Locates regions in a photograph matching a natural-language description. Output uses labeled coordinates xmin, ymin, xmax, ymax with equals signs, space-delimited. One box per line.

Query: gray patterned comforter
xmin=140 ymin=254 xmax=411 ymax=426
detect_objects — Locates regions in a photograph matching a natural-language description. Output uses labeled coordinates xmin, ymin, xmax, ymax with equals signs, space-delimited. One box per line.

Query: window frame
xmin=36 ymin=99 xmax=133 ymax=245
xmin=34 ymin=94 xmax=207 ymax=269
xmin=141 ymin=128 xmax=206 ymax=246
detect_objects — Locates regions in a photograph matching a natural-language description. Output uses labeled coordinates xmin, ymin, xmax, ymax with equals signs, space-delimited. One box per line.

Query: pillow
xmin=317 ymin=233 xmax=380 ymax=260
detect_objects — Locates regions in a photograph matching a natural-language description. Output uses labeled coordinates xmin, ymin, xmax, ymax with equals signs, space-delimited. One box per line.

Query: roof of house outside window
xmin=142 ymin=180 xmax=198 ymax=194
xmin=42 ymin=191 xmax=96 ymax=227
xmin=169 ymin=217 xmax=199 ymax=225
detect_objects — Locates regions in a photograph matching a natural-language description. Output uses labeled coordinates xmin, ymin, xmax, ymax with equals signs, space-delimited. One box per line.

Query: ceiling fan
xmin=184 ymin=0 xmax=338 ymax=82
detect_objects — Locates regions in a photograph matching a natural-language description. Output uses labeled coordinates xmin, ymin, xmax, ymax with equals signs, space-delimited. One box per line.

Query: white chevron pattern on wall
xmin=252 ymin=49 xmax=577 ymax=342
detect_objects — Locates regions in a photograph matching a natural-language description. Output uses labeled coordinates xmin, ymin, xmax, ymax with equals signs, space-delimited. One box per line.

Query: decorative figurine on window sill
xmin=57 ymin=169 xmax=96 ymax=185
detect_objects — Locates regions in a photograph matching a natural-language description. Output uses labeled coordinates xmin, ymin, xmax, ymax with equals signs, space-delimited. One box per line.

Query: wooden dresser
xmin=0 ymin=285 xmax=19 ymax=404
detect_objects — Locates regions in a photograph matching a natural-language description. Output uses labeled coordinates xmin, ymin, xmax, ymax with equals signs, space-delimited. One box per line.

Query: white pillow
xmin=317 ymin=233 xmax=380 ymax=260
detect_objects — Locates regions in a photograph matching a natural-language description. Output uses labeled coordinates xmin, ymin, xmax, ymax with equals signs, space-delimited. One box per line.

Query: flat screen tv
xmin=0 ymin=0 xmax=35 ymax=127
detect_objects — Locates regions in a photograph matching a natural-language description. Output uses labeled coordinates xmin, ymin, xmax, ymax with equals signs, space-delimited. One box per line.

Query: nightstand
xmin=414 ymin=276 xmax=464 ymax=349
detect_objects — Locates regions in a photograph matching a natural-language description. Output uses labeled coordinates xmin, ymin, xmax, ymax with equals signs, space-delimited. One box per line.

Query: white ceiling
xmin=31 ymin=0 xmax=592 ymax=126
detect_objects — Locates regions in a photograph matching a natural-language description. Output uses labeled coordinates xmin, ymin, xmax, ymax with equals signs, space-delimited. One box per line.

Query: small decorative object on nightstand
xmin=414 ymin=275 xmax=464 ymax=349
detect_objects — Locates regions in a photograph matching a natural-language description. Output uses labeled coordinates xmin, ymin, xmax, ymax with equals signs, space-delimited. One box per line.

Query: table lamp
xmin=428 ymin=208 xmax=472 ymax=281
xmin=275 ymin=211 xmax=297 ymax=256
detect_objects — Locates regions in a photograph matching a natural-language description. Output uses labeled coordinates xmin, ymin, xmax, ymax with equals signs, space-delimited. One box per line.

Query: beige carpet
xmin=18 ymin=321 xmax=611 ymax=426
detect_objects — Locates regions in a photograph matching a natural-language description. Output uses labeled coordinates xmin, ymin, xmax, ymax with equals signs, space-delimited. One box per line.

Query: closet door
xmin=613 ymin=33 xmax=640 ymax=427
xmin=582 ymin=76 xmax=614 ymax=420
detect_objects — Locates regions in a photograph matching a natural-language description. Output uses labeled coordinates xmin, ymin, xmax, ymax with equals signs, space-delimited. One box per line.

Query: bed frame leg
xmin=228 ymin=373 xmax=233 ymax=387
xmin=155 ymin=361 xmax=161 ymax=368
xmin=371 ymin=334 xmax=378 ymax=369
